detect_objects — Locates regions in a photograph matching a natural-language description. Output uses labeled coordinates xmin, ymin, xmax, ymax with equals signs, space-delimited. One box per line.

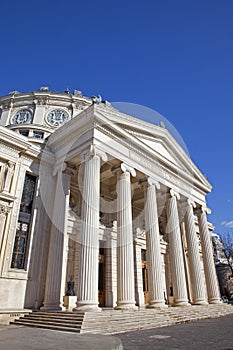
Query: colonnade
xmin=41 ymin=148 xmax=221 ymax=311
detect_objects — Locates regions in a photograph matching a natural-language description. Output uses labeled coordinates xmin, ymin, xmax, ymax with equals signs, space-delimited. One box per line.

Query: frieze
xmin=0 ymin=142 xmax=21 ymax=158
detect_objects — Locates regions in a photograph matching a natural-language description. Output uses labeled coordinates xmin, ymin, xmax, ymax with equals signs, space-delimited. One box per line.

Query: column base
xmin=192 ymin=299 xmax=208 ymax=305
xmin=208 ymin=298 xmax=221 ymax=304
xmin=173 ymin=299 xmax=191 ymax=307
xmin=73 ymin=301 xmax=102 ymax=312
xmin=114 ymin=301 xmax=138 ymax=310
xmin=146 ymin=300 xmax=167 ymax=308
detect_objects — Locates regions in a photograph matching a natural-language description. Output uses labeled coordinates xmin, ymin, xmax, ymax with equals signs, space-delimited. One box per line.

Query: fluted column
xmin=74 ymin=146 xmax=107 ymax=311
xmin=143 ymin=178 xmax=166 ymax=307
xmin=184 ymin=200 xmax=208 ymax=304
xmin=196 ymin=206 xmax=221 ymax=304
xmin=114 ymin=163 xmax=137 ymax=310
xmin=166 ymin=190 xmax=189 ymax=306
xmin=41 ymin=164 xmax=70 ymax=310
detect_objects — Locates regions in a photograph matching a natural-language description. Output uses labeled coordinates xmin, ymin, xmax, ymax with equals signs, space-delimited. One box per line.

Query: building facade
xmin=0 ymin=88 xmax=221 ymax=312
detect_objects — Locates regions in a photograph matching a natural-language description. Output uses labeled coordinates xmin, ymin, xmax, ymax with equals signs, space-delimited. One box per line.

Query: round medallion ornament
xmin=46 ymin=109 xmax=70 ymax=127
xmin=12 ymin=109 xmax=33 ymax=124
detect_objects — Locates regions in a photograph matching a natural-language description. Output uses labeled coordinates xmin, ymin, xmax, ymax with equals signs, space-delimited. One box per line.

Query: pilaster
xmin=41 ymin=163 xmax=70 ymax=310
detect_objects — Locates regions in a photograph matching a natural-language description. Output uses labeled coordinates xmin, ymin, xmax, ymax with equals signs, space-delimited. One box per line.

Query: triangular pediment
xmin=136 ymin=136 xmax=179 ymax=165
xmin=94 ymin=105 xmax=211 ymax=190
xmin=48 ymin=103 xmax=211 ymax=192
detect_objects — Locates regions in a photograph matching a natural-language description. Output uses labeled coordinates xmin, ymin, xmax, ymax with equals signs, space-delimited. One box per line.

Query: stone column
xmin=184 ymin=200 xmax=208 ymax=304
xmin=41 ymin=163 xmax=70 ymax=310
xmin=143 ymin=178 xmax=166 ymax=307
xmin=114 ymin=163 xmax=137 ymax=310
xmin=74 ymin=146 xmax=107 ymax=312
xmin=196 ymin=206 xmax=221 ymax=304
xmin=166 ymin=190 xmax=189 ymax=306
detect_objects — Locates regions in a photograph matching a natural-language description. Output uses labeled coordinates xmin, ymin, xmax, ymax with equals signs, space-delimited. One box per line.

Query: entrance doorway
xmin=141 ymin=249 xmax=149 ymax=304
xmin=98 ymin=244 xmax=105 ymax=307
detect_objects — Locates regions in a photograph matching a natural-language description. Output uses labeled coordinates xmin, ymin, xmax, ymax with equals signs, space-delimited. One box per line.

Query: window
xmin=11 ymin=222 xmax=30 ymax=269
xmin=11 ymin=174 xmax=36 ymax=269
xmin=33 ymin=131 xmax=44 ymax=139
xmin=19 ymin=130 xmax=29 ymax=137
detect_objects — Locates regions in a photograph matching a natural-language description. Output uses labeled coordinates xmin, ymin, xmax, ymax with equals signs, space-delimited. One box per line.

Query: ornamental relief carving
xmin=0 ymin=161 xmax=15 ymax=193
xmin=36 ymin=97 xmax=49 ymax=106
xmin=0 ymin=204 xmax=11 ymax=215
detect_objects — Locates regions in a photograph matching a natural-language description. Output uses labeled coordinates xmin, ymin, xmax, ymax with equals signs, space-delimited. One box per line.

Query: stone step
xmin=31 ymin=311 xmax=85 ymax=317
xmin=18 ymin=317 xmax=83 ymax=327
xmin=25 ymin=314 xmax=84 ymax=321
xmin=11 ymin=321 xmax=81 ymax=333
xmin=10 ymin=304 xmax=233 ymax=335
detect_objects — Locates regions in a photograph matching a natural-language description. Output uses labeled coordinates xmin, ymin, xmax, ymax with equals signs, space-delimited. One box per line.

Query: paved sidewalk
xmin=0 ymin=325 xmax=123 ymax=350
xmin=115 ymin=313 xmax=233 ymax=350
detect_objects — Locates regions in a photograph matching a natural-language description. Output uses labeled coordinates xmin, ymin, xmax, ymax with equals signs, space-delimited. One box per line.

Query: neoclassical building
xmin=0 ymin=88 xmax=221 ymax=314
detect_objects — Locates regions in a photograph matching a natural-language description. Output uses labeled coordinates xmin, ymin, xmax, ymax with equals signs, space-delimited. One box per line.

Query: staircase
xmin=11 ymin=304 xmax=233 ymax=335
xmin=11 ymin=312 xmax=85 ymax=333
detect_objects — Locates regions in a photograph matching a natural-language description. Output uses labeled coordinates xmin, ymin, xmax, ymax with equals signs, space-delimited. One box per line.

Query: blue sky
xmin=0 ymin=0 xmax=232 ymax=238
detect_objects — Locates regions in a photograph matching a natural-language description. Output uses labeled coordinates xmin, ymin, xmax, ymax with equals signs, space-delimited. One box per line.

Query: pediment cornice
xmin=46 ymin=104 xmax=211 ymax=197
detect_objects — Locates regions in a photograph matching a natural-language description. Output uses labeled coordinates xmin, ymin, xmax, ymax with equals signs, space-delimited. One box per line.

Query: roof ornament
xmin=73 ymin=89 xmax=83 ymax=97
xmin=91 ymin=94 xmax=102 ymax=104
xmin=8 ymin=90 xmax=21 ymax=95
xmin=39 ymin=86 xmax=50 ymax=92
xmin=160 ymin=121 xmax=165 ymax=128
